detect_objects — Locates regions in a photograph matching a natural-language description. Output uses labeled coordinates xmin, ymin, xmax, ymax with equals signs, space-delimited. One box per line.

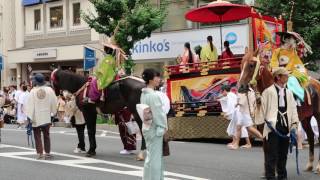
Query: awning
xmin=22 ymin=0 xmax=41 ymax=6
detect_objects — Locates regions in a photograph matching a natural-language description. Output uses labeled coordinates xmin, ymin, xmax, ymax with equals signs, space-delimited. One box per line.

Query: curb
xmin=53 ymin=122 xmax=119 ymax=133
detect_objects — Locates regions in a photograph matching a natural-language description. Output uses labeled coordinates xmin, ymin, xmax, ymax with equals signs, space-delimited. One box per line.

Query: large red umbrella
xmin=185 ymin=0 xmax=252 ymax=52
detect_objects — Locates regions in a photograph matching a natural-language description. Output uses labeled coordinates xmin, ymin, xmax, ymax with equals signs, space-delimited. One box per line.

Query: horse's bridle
xmin=50 ymin=69 xmax=59 ymax=87
xmin=249 ymin=57 xmax=261 ymax=87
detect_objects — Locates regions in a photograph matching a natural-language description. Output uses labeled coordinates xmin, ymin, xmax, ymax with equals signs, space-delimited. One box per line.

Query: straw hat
xmin=272 ymin=67 xmax=290 ymax=77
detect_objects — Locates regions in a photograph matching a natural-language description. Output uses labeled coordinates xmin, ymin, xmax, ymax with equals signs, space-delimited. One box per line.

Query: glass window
xmin=73 ymin=3 xmax=81 ymax=26
xmin=50 ymin=6 xmax=63 ymax=28
xmin=161 ymin=0 xmax=195 ymax=31
xmin=34 ymin=9 xmax=41 ymax=31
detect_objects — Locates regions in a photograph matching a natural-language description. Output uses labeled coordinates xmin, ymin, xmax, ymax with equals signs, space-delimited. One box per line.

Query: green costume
xmin=140 ymin=88 xmax=167 ymax=180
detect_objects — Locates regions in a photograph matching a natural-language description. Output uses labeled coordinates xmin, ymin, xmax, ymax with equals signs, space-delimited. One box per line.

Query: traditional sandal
xmin=228 ymin=145 xmax=239 ymax=150
xmin=240 ymin=144 xmax=252 ymax=149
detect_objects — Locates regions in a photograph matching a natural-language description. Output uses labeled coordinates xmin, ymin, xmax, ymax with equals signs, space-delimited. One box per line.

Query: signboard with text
xmin=83 ymin=47 xmax=96 ymax=71
xmin=131 ymin=24 xmax=249 ymax=60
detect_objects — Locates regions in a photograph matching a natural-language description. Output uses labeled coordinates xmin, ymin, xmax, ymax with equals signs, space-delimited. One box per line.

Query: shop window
xmin=50 ymin=6 xmax=63 ymax=28
xmin=34 ymin=9 xmax=41 ymax=31
xmin=161 ymin=0 xmax=195 ymax=31
xmin=72 ymin=2 xmax=81 ymax=26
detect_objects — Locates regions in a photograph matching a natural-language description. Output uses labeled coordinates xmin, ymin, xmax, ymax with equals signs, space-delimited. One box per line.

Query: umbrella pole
xmin=219 ymin=16 xmax=223 ymax=55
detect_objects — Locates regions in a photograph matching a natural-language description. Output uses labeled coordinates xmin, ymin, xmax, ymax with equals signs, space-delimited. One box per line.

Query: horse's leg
xmin=83 ymin=104 xmax=97 ymax=157
xmin=314 ymin=114 xmax=320 ymax=174
xmin=301 ymin=116 xmax=315 ymax=172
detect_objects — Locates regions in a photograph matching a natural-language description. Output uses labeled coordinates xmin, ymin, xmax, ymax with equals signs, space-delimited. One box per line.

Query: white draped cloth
xmin=16 ymin=91 xmax=29 ymax=123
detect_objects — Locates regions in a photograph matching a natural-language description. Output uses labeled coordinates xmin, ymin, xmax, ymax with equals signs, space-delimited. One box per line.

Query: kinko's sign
xmin=131 ymin=24 xmax=249 ymax=60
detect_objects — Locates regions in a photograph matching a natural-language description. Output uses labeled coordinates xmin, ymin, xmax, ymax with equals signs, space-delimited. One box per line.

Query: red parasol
xmin=185 ymin=0 xmax=252 ymax=52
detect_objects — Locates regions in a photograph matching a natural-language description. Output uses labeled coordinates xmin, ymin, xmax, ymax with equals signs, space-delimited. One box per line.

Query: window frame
xmin=25 ymin=5 xmax=44 ymax=35
xmin=34 ymin=9 xmax=42 ymax=31
xmin=46 ymin=1 xmax=66 ymax=32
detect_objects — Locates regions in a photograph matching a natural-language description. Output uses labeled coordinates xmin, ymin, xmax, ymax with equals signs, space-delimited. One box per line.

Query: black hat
xmin=32 ymin=73 xmax=46 ymax=86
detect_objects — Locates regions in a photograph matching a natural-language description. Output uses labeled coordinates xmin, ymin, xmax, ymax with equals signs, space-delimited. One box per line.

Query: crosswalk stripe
xmin=0 ymin=144 xmax=209 ymax=180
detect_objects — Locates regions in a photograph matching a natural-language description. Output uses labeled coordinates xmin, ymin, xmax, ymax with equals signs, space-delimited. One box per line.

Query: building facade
xmin=4 ymin=0 xmax=255 ymax=87
xmin=7 ymin=0 xmax=101 ymax=87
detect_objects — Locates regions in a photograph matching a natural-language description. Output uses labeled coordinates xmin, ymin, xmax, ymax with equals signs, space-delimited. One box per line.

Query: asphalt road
xmin=0 ymin=125 xmax=319 ymax=180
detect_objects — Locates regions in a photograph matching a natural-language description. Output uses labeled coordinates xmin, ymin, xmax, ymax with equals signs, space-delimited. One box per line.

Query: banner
xmin=83 ymin=47 xmax=96 ymax=71
xmin=169 ymin=74 xmax=239 ymax=103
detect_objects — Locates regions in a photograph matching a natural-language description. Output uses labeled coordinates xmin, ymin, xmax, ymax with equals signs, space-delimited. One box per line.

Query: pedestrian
xmin=64 ymin=93 xmax=86 ymax=154
xmin=200 ymin=35 xmax=218 ymax=62
xmin=220 ymin=41 xmax=234 ymax=60
xmin=25 ymin=73 xmax=58 ymax=160
xmin=16 ymin=85 xmax=29 ymax=129
xmin=115 ymin=107 xmax=137 ymax=155
xmin=256 ymin=67 xmax=299 ymax=180
xmin=229 ymin=86 xmax=263 ymax=150
xmin=141 ymin=68 xmax=167 ymax=180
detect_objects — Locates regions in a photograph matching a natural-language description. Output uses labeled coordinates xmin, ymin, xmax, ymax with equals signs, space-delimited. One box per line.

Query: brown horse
xmin=238 ymin=51 xmax=320 ymax=174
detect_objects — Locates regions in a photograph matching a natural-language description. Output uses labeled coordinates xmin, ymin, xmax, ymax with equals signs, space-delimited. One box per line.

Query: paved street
xmin=0 ymin=125 xmax=319 ymax=180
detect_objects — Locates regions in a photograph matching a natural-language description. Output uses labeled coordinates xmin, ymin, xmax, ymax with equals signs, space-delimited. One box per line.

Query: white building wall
xmin=1 ymin=0 xmax=16 ymax=86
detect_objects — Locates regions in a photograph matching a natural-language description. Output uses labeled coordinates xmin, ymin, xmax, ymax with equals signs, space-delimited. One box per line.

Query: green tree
xmin=83 ymin=0 xmax=167 ymax=55
xmin=256 ymin=0 xmax=320 ymax=66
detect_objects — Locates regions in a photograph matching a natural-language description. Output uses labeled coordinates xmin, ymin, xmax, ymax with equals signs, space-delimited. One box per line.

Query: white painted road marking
xmin=0 ymin=144 xmax=209 ymax=180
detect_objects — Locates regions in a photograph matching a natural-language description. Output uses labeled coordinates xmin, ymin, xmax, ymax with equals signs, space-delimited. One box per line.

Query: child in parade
xmin=219 ymin=85 xmax=252 ymax=148
xmin=228 ymin=85 xmax=263 ymax=150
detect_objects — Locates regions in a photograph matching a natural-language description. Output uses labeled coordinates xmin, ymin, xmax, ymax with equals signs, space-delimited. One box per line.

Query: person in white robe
xmin=228 ymin=87 xmax=263 ymax=150
xmin=16 ymin=85 xmax=29 ymax=128
xmin=219 ymin=85 xmax=251 ymax=148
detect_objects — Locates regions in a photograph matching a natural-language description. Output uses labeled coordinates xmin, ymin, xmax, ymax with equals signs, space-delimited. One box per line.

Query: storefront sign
xmin=33 ymin=49 xmax=57 ymax=59
xmin=131 ymin=24 xmax=249 ymax=60
xmin=83 ymin=47 xmax=96 ymax=70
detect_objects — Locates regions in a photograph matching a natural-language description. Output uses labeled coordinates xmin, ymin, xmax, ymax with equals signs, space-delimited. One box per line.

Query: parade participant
xmin=219 ymin=85 xmax=251 ymax=149
xmin=64 ymin=93 xmax=86 ymax=154
xmin=141 ymin=68 xmax=167 ymax=180
xmin=115 ymin=107 xmax=137 ymax=155
xmin=200 ymin=36 xmax=218 ymax=62
xmin=220 ymin=41 xmax=234 ymax=59
xmin=178 ymin=42 xmax=197 ymax=65
xmin=57 ymin=94 xmax=66 ymax=122
xmin=25 ymin=73 xmax=58 ymax=160
xmin=229 ymin=86 xmax=263 ymax=150
xmin=16 ymin=85 xmax=29 ymax=129
xmin=270 ymin=32 xmax=312 ymax=104
xmin=256 ymin=67 xmax=299 ymax=180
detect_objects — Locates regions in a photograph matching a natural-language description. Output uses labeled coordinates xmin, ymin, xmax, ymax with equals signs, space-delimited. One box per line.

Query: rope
xmin=265 ymin=120 xmax=300 ymax=175
xmin=26 ymin=118 xmax=34 ymax=148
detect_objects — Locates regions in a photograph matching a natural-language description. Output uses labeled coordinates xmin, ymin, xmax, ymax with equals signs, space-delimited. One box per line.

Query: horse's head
xmin=51 ymin=68 xmax=62 ymax=96
xmin=238 ymin=49 xmax=274 ymax=93
xmin=50 ymin=68 xmax=87 ymax=95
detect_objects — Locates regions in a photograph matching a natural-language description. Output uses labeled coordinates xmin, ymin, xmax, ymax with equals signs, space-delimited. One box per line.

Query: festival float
xmin=166 ymin=0 xmax=286 ymax=140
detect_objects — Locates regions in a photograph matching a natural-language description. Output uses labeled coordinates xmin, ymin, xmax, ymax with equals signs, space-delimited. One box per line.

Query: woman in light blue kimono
xmin=141 ymin=68 xmax=168 ymax=180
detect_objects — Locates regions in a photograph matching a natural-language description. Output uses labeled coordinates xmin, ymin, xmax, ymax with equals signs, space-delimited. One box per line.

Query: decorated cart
xmin=166 ymin=1 xmax=285 ymax=140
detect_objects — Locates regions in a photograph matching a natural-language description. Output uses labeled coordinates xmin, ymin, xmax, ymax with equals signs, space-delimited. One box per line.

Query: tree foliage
xmin=83 ymin=0 xmax=168 ymax=55
xmin=256 ymin=0 xmax=320 ymax=64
